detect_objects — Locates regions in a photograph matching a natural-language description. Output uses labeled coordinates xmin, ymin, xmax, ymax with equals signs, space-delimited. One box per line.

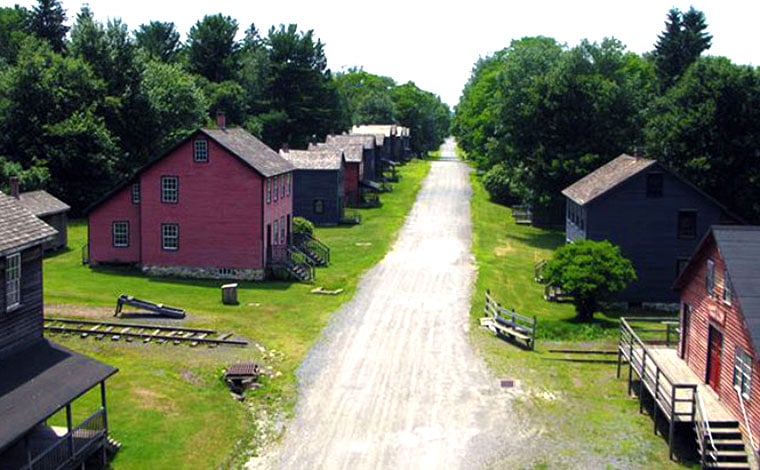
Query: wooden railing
xmin=512 ymin=204 xmax=532 ymax=225
xmin=534 ymin=259 xmax=547 ymax=283
xmin=294 ymin=233 xmax=330 ymax=265
xmin=484 ymin=289 xmax=537 ymax=350
xmin=25 ymin=408 xmax=106 ymax=470
xmin=695 ymin=390 xmax=719 ymax=468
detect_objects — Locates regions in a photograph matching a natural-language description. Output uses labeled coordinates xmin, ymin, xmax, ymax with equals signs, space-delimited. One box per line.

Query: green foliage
xmin=187 ymin=14 xmax=240 ymax=83
xmin=135 ymin=21 xmax=181 ymax=63
xmin=0 ymin=6 xmax=31 ymax=65
xmin=29 ymin=0 xmax=68 ymax=53
xmin=0 ymin=156 xmax=49 ymax=192
xmin=334 ymin=69 xmax=397 ymax=124
xmin=391 ymin=81 xmax=450 ymax=154
xmin=653 ymin=7 xmax=712 ymax=90
xmin=292 ymin=216 xmax=314 ymax=235
xmin=481 ymin=162 xmax=518 ymax=205
xmin=544 ymin=239 xmax=636 ymax=322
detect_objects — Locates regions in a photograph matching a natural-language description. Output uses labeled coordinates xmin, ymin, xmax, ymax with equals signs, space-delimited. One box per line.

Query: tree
xmin=391 ymin=82 xmax=450 ymax=155
xmin=544 ymin=239 xmax=636 ymax=322
xmin=29 ymin=0 xmax=68 ymax=53
xmin=0 ymin=6 xmax=31 ymax=65
xmin=135 ymin=21 xmax=181 ymax=63
xmin=653 ymin=7 xmax=712 ymax=89
xmin=645 ymin=56 xmax=760 ymax=223
xmin=334 ymin=69 xmax=396 ymax=124
xmin=186 ymin=14 xmax=240 ymax=82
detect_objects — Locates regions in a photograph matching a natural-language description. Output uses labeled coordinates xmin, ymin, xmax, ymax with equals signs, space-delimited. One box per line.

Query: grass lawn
xmin=468 ymin=172 xmax=688 ymax=468
xmin=43 ymin=159 xmax=430 ymax=468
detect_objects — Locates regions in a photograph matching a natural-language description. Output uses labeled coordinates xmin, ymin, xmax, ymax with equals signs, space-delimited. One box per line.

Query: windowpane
xmin=280 ymin=215 xmax=286 ymax=244
xmin=162 ymin=224 xmax=179 ymax=251
xmin=131 ymin=183 xmax=140 ymax=204
xmin=274 ymin=176 xmax=279 ymax=201
xmin=273 ymin=219 xmax=279 ymax=245
xmin=733 ymin=348 xmax=753 ymax=399
xmin=677 ymin=210 xmax=697 ymax=239
xmin=6 ymin=253 xmax=21 ymax=310
xmin=161 ymin=176 xmax=178 ymax=203
xmin=724 ymin=270 xmax=732 ymax=304
xmin=706 ymin=259 xmax=715 ymax=295
xmin=112 ymin=222 xmax=129 ymax=247
xmin=266 ymin=179 xmax=271 ymax=203
xmin=194 ymin=139 xmax=208 ymax=162
xmin=314 ymin=199 xmax=325 ymax=214
xmin=287 ymin=174 xmax=291 ymax=196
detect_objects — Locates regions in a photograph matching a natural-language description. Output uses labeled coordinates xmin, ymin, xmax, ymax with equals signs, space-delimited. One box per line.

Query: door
xmin=706 ymin=325 xmax=723 ymax=390
xmin=679 ymin=303 xmax=691 ymax=359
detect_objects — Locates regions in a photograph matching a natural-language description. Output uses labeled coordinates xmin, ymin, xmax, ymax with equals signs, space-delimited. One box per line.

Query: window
xmin=193 ymin=139 xmax=208 ymax=162
xmin=723 ymin=270 xmax=732 ymax=305
xmin=733 ymin=348 xmax=752 ymax=399
xmin=273 ymin=176 xmax=279 ymax=201
xmin=280 ymin=216 xmax=286 ymax=245
xmin=646 ymin=172 xmax=664 ymax=198
xmin=677 ymin=210 xmax=697 ymax=239
xmin=112 ymin=221 xmax=129 ymax=247
xmin=266 ymin=179 xmax=272 ymax=203
xmin=273 ymin=219 xmax=279 ymax=245
xmin=161 ymin=176 xmax=178 ymax=203
xmin=286 ymin=173 xmax=291 ymax=196
xmin=131 ymin=183 xmax=140 ymax=204
xmin=706 ymin=259 xmax=716 ymax=296
xmin=314 ymin=199 xmax=325 ymax=214
xmin=161 ymin=224 xmax=179 ymax=251
xmin=5 ymin=253 xmax=20 ymax=311
xmin=281 ymin=174 xmax=286 ymax=197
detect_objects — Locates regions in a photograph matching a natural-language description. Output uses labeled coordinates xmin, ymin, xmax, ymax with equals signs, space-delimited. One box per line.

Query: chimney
xmin=216 ymin=111 xmax=226 ymax=130
xmin=9 ymin=176 xmax=19 ymax=199
xmin=281 ymin=143 xmax=289 ymax=153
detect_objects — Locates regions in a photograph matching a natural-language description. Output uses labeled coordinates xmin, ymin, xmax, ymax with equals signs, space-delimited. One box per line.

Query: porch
xmin=617 ymin=318 xmax=743 ymax=466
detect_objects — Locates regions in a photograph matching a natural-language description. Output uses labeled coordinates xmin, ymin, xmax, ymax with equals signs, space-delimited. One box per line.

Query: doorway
xmin=706 ymin=325 xmax=723 ymax=390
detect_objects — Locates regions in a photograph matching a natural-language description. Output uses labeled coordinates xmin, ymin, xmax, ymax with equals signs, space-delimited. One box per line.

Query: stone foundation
xmin=141 ymin=264 xmax=265 ymax=281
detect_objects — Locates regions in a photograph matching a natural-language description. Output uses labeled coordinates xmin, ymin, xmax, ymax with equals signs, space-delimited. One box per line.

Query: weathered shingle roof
xmin=562 ymin=154 xmax=657 ymax=205
xmin=279 ymin=149 xmax=344 ymax=170
xmin=326 ymin=134 xmax=376 ymax=150
xmin=352 ymin=124 xmax=408 ymax=137
xmin=311 ymin=142 xmax=363 ymax=163
xmin=202 ymin=128 xmax=293 ymax=177
xmin=16 ymin=190 xmax=70 ymax=217
xmin=0 ymin=192 xmax=57 ymax=255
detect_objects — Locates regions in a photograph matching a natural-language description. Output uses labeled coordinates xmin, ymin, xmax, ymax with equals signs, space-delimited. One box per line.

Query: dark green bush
xmin=482 ymin=162 xmax=517 ymax=205
xmin=292 ymin=216 xmax=314 ymax=235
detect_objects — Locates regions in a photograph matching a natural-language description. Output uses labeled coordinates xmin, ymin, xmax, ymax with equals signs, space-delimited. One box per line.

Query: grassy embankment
xmin=43 ymin=159 xmax=430 ymax=468
xmin=468 ymin=172 xmax=687 ymax=468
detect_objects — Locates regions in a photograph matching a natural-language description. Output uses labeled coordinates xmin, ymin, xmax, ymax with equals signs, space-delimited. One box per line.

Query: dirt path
xmin=248 ymin=138 xmax=531 ymax=469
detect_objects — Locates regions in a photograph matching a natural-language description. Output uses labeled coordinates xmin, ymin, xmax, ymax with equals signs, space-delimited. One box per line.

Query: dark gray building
xmin=15 ymin=189 xmax=70 ymax=252
xmin=562 ymin=154 xmax=739 ymax=304
xmin=280 ymin=148 xmax=346 ymax=226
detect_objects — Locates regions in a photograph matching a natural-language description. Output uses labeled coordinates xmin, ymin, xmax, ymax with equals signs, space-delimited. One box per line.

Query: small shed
xmin=8 ymin=179 xmax=69 ymax=252
xmin=279 ymin=148 xmax=346 ymax=225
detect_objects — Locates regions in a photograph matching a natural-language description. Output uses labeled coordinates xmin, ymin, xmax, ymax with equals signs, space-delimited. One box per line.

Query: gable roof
xmin=675 ymin=225 xmax=760 ymax=352
xmin=86 ymin=127 xmax=292 ymax=214
xmin=202 ymin=127 xmax=293 ymax=177
xmin=16 ymin=190 xmax=70 ymax=217
xmin=562 ymin=154 xmax=657 ymax=205
xmin=279 ymin=149 xmax=344 ymax=170
xmin=326 ymin=134 xmax=376 ymax=150
xmin=0 ymin=192 xmax=57 ymax=255
xmin=352 ymin=124 xmax=409 ymax=137
xmin=310 ymin=142 xmax=363 ymax=163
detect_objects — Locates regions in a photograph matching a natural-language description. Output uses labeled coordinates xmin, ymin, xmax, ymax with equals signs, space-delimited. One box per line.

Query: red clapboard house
xmin=87 ymin=114 xmax=299 ymax=281
xmin=675 ymin=225 xmax=760 ymax=460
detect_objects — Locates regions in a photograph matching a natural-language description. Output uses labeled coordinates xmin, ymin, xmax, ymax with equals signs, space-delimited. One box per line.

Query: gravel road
xmin=248 ymin=138 xmax=531 ymax=469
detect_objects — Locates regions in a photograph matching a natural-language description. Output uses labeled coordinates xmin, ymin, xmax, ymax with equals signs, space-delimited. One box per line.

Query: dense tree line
xmin=0 ymin=0 xmax=450 ymax=213
xmin=453 ymin=7 xmax=760 ymax=224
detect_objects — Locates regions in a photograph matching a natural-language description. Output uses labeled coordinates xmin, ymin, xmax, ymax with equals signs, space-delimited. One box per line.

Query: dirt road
xmin=249 ymin=138 xmax=529 ymax=469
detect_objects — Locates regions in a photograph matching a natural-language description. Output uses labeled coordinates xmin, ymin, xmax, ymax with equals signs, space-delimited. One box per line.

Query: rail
xmin=737 ymin=388 xmax=757 ymax=459
xmin=25 ymin=408 xmax=106 ymax=470
xmin=294 ymin=233 xmax=331 ymax=265
xmin=534 ymin=259 xmax=547 ymax=283
xmin=695 ymin=391 xmax=719 ymax=467
xmin=484 ymin=289 xmax=537 ymax=350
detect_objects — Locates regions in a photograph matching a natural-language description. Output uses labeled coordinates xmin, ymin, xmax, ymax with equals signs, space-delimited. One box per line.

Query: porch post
xmin=66 ymin=404 xmax=74 ymax=458
xmin=639 ymin=351 xmax=647 ymax=413
xmin=25 ymin=434 xmax=32 ymax=468
xmin=101 ymin=381 xmax=108 ymax=432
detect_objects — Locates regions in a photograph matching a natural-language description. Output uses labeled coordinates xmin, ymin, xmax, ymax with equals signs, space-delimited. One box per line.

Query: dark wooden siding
xmin=0 ymin=246 xmax=44 ymax=359
xmin=584 ymin=167 xmax=730 ymax=303
xmin=41 ymin=212 xmax=67 ymax=251
xmin=291 ymin=169 xmax=343 ymax=225
xmin=681 ymin=238 xmax=760 ymax=453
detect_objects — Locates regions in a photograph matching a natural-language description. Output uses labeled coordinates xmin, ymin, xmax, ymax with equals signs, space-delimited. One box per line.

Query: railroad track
xmin=44 ymin=317 xmax=248 ymax=347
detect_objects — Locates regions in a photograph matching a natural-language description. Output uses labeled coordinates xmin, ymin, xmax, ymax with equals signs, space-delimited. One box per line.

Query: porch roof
xmin=0 ymin=339 xmax=118 ymax=451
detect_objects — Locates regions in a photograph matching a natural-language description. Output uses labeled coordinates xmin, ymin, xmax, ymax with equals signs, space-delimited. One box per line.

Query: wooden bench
xmin=484 ymin=289 xmax=537 ymax=350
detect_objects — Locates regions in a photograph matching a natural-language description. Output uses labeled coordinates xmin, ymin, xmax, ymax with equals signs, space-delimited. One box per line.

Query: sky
xmin=11 ymin=0 xmax=760 ymax=108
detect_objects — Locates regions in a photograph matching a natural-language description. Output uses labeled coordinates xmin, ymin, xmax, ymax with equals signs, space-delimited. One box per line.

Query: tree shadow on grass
xmin=507 ymin=229 xmax=565 ymax=251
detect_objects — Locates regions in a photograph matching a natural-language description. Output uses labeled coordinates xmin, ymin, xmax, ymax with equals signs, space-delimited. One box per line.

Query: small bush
xmin=482 ymin=162 xmax=518 ymax=205
xmin=292 ymin=216 xmax=314 ymax=235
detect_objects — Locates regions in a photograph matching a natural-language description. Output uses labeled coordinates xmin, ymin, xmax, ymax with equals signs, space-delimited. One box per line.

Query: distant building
xmin=8 ymin=177 xmax=70 ymax=252
xmin=0 ymin=192 xmax=118 ymax=468
xmin=87 ymin=114 xmax=296 ymax=281
xmin=562 ymin=154 xmax=739 ymax=303
xmin=280 ymin=148 xmax=347 ymax=225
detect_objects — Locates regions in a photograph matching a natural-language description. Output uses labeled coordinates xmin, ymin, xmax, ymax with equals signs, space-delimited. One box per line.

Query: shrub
xmin=292 ymin=216 xmax=314 ymax=236
xmin=482 ymin=162 xmax=517 ymax=205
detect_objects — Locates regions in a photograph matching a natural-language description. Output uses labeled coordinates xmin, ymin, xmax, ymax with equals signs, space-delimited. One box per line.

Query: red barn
xmin=675 ymin=225 xmax=760 ymax=457
xmin=87 ymin=120 xmax=295 ymax=281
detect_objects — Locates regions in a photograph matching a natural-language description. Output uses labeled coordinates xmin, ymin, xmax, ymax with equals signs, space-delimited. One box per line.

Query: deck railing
xmin=695 ymin=390 xmax=719 ymax=467
xmin=25 ymin=408 xmax=106 ymax=470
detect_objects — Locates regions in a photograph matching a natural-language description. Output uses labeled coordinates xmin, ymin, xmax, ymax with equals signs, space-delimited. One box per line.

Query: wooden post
xmin=639 ymin=350 xmax=647 ymax=413
xmin=101 ymin=381 xmax=108 ymax=432
xmin=653 ymin=369 xmax=660 ymax=435
xmin=669 ymin=387 xmax=677 ymax=461
xmin=532 ymin=316 xmax=537 ymax=351
xmin=67 ymin=403 xmax=74 ymax=459
xmin=627 ymin=339 xmax=634 ymax=396
xmin=666 ymin=324 xmax=671 ymax=347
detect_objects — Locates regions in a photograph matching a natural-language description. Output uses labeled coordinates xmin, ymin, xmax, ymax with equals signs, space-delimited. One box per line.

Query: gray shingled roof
xmin=16 ymin=190 xmax=70 ymax=217
xmin=351 ymin=124 xmax=400 ymax=138
xmin=0 ymin=192 xmax=57 ymax=255
xmin=202 ymin=128 xmax=293 ymax=177
xmin=562 ymin=154 xmax=657 ymax=205
xmin=326 ymin=134 xmax=376 ymax=150
xmin=311 ymin=142 xmax=363 ymax=163
xmin=712 ymin=226 xmax=760 ymax=351
xmin=279 ymin=149 xmax=343 ymax=170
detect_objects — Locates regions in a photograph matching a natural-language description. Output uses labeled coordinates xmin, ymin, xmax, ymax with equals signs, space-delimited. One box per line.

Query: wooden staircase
xmin=699 ymin=420 xmax=751 ymax=469
xmin=294 ymin=233 xmax=330 ymax=266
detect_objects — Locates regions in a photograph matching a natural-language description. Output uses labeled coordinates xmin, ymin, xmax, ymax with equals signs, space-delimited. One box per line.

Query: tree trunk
xmin=575 ymin=296 xmax=596 ymax=322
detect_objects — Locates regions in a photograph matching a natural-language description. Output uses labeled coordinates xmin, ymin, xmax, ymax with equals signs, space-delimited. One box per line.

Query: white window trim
xmin=6 ymin=253 xmax=21 ymax=311
xmin=162 ymin=224 xmax=179 ymax=251
xmin=733 ymin=348 xmax=753 ymax=400
xmin=706 ymin=259 xmax=716 ymax=296
xmin=131 ymin=183 xmax=140 ymax=204
xmin=161 ymin=176 xmax=179 ymax=203
xmin=112 ymin=221 xmax=129 ymax=247
xmin=193 ymin=139 xmax=209 ymax=162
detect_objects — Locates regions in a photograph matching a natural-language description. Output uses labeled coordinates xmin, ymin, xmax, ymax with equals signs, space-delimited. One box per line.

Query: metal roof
xmin=562 ymin=154 xmax=657 ymax=205
xmin=279 ymin=149 xmax=344 ymax=170
xmin=0 ymin=339 xmax=118 ymax=451
xmin=0 ymin=192 xmax=57 ymax=255
xmin=16 ymin=190 xmax=70 ymax=217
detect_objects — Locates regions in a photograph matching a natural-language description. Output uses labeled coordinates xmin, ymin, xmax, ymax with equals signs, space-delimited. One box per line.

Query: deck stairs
xmin=294 ymin=233 xmax=330 ymax=266
xmin=699 ymin=420 xmax=751 ymax=469
xmin=283 ymin=247 xmax=315 ymax=282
